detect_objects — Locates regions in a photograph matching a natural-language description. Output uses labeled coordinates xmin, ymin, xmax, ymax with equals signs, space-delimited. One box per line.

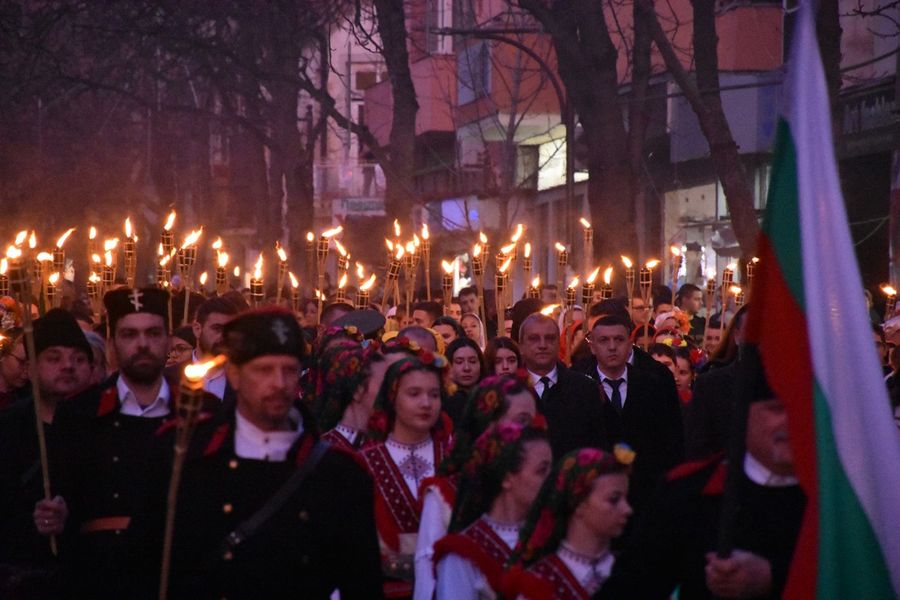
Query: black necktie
xmin=605 ymin=378 xmax=624 ymax=413
xmin=539 ymin=376 xmax=552 ymax=402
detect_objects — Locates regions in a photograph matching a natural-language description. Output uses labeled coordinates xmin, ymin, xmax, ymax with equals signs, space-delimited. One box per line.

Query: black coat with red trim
xmin=49 ymin=372 xmax=208 ymax=598
xmin=151 ymin=406 xmax=384 ymax=599
xmin=595 ymin=454 xmax=805 ymax=600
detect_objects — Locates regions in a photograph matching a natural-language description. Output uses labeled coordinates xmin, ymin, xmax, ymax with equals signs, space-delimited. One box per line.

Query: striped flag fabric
xmin=745 ymin=1 xmax=900 ymax=598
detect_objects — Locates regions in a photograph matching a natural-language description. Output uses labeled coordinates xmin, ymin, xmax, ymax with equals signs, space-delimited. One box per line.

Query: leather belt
xmin=79 ymin=516 xmax=131 ymax=534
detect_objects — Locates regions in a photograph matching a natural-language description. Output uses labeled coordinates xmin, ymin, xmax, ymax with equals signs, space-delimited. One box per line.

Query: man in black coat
xmin=597 ymin=395 xmax=805 ymax=599
xmin=581 ymin=314 xmax=684 ymax=514
xmin=518 ymin=313 xmax=614 ymax=458
xmin=159 ymin=308 xmax=383 ymax=598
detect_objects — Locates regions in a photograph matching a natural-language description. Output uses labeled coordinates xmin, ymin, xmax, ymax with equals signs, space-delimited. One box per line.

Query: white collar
xmin=528 ymin=366 xmax=558 ymax=386
xmin=596 ymin=364 xmax=628 ymax=384
xmin=743 ymin=452 xmax=798 ymax=487
xmin=117 ymin=376 xmax=170 ymax=418
xmin=234 ymin=407 xmax=303 ymax=461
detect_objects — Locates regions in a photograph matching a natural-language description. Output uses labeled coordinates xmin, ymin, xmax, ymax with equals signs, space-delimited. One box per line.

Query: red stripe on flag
xmin=746 ymin=234 xmax=818 ymax=598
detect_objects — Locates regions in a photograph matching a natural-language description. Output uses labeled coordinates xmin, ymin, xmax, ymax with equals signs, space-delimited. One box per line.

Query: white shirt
xmin=234 ymin=408 xmax=303 ymax=461
xmin=192 ymin=350 xmax=227 ymax=400
xmin=596 ymin=365 xmax=629 ymax=408
xmin=528 ymin=367 xmax=559 ymax=399
xmin=414 ymin=484 xmax=455 ymax=600
xmin=743 ymin=452 xmax=799 ymax=487
xmin=117 ymin=377 xmax=171 ymax=418
xmin=385 ymin=437 xmax=435 ymax=498
xmin=556 ymin=543 xmax=615 ymax=596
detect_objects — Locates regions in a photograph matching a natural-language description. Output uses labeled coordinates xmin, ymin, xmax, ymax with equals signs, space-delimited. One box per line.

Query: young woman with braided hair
xmin=432 ymin=418 xmax=552 ymax=598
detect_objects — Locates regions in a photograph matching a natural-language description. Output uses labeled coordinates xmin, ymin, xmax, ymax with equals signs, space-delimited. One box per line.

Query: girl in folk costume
xmin=314 ymin=341 xmax=387 ymax=451
xmin=360 ymin=354 xmax=453 ymax=599
xmin=505 ymin=446 xmax=636 ymax=600
xmin=413 ymin=373 xmax=538 ymax=600
xmin=433 ymin=418 xmax=552 ymax=599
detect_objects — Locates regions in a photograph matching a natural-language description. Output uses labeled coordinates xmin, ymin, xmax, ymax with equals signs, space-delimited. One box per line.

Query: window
xmin=355 ymin=71 xmax=378 ymax=91
xmin=457 ymin=41 xmax=490 ymax=105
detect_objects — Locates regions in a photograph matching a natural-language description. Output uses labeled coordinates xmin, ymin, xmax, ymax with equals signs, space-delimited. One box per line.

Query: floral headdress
xmin=508 ymin=444 xmax=636 ymax=567
xmin=655 ymin=327 xmax=688 ymax=348
xmin=316 ymin=324 xmax=364 ymax=354
xmin=0 ymin=297 xmax=22 ymax=333
xmin=438 ymin=371 xmax=536 ymax=477
xmin=314 ymin=340 xmax=382 ymax=432
xmin=366 ymin=354 xmax=451 ymax=442
xmin=449 ymin=415 xmax=548 ymax=533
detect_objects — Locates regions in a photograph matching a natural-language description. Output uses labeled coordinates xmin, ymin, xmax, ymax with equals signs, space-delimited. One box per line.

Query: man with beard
xmin=0 ymin=309 xmax=93 ymax=595
xmin=160 ymin=308 xmax=382 ymax=598
xmin=33 ymin=287 xmax=202 ymax=598
xmin=190 ymin=296 xmax=240 ymax=399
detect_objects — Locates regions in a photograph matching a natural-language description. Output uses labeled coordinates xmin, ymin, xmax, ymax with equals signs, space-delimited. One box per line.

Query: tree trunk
xmin=630 ymin=0 xmax=653 ymax=258
xmin=373 ymin=0 xmax=418 ymax=221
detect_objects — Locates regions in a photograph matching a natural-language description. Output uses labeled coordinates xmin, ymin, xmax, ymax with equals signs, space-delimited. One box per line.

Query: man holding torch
xmin=158 ymin=308 xmax=382 ymax=598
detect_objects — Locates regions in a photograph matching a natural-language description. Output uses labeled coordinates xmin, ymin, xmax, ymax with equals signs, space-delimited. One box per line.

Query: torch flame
xmin=163 ymin=210 xmax=176 ymax=231
xmin=89 ymin=272 xmax=101 ymax=283
xmin=103 ymin=238 xmax=119 ymax=252
xmin=158 ymin=243 xmax=164 ymax=257
xmin=306 ymin=231 xmax=315 ymax=243
xmin=276 ymin=243 xmax=288 ymax=262
xmin=56 ymin=228 xmax=75 ymax=249
xmin=645 ymin=259 xmax=660 ymax=270
xmin=524 ymin=242 xmax=532 ymax=258
xmin=28 ymin=232 xmax=36 ymax=249
xmin=385 ymin=239 xmax=394 ymax=251
xmin=357 ymin=262 xmax=365 ymax=279
xmin=49 ymin=272 xmax=60 ymax=285
xmin=511 ymin=223 xmax=524 ymax=242
xmin=289 ymin=272 xmax=299 ymax=288
xmin=0 ymin=258 xmax=6 ymax=275
xmin=540 ymin=304 xmax=560 ymax=316
xmin=413 ymin=234 xmax=420 ymax=248
xmin=621 ymin=255 xmax=633 ymax=269
xmin=4 ymin=247 xmax=20 ymax=260
xmin=441 ymin=260 xmax=454 ymax=274
xmin=555 ymin=242 xmax=566 ymax=252
xmin=334 ymin=240 xmax=347 ymax=257
xmin=395 ymin=245 xmax=405 ymax=260
xmin=199 ymin=272 xmax=208 ymax=286
xmin=405 ymin=241 xmax=415 ymax=255
xmin=479 ymin=231 xmax=488 ymax=244
xmin=253 ymin=254 xmax=263 ymax=279
xmin=882 ymin=285 xmax=897 ymax=297
xmin=322 ymin=226 xmax=343 ymax=239
xmin=184 ymin=356 xmax=226 ymax=382
xmin=531 ymin=275 xmax=541 ymax=288
xmin=751 ymin=256 xmax=760 ymax=264
xmin=580 ymin=218 xmax=591 ymax=229
xmin=217 ymin=251 xmax=229 ymax=268
xmin=125 ymin=217 xmax=133 ymax=239
xmin=92 ymin=253 xmax=102 ymax=265
xmin=212 ymin=237 xmax=223 ymax=250
xmin=473 ymin=244 xmax=482 ymax=258
xmin=725 ymin=262 xmax=737 ymax=273
xmin=181 ymin=229 xmax=203 ymax=249
xmin=104 ymin=251 xmax=113 ymax=267
xmin=360 ymin=273 xmax=376 ymax=291
xmin=586 ymin=267 xmax=601 ymax=284
xmin=335 ymin=274 xmax=345 ymax=292
xmin=393 ymin=219 xmax=401 ymax=238
xmin=603 ymin=267 xmax=613 ymax=285
xmin=730 ymin=285 xmax=743 ymax=296
xmin=499 ymin=257 xmax=513 ymax=274
xmin=233 ymin=266 xmax=241 ymax=278
xmin=89 ymin=226 xmax=97 ymax=241
xmin=14 ymin=231 xmax=27 ymax=246
xmin=670 ymin=245 xmax=681 ymax=257
xmin=568 ymin=276 xmax=580 ymax=289
xmin=421 ymin=223 xmax=430 ymax=240
xmin=159 ymin=254 xmax=171 ymax=267
xmin=500 ymin=243 xmax=515 ymax=256
xmin=36 ymin=252 xmax=52 ymax=262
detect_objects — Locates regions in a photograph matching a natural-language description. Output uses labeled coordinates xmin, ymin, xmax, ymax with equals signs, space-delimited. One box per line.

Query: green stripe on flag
xmin=812 ymin=382 xmax=895 ymax=600
xmin=763 ymin=120 xmax=805 ymax=306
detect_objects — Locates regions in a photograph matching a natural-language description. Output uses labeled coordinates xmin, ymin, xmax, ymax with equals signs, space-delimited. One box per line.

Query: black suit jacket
xmin=537 ymin=363 xmax=614 ymax=460
xmin=683 ymin=361 xmax=737 ymax=459
xmin=583 ymin=363 xmax=685 ymax=513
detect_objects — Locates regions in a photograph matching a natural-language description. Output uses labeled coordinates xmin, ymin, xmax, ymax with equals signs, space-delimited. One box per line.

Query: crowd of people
xmin=0 ymin=275 xmax=896 ymax=599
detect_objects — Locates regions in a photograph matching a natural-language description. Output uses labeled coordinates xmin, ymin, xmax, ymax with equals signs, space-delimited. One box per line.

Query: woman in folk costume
xmin=504 ymin=446 xmax=636 ymax=600
xmin=413 ymin=373 xmax=538 ymax=600
xmin=314 ymin=341 xmax=387 ymax=451
xmin=433 ymin=417 xmax=552 ymax=599
xmin=360 ymin=354 xmax=454 ymax=599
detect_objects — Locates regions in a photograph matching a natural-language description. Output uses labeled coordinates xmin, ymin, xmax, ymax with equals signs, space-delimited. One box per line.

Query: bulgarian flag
xmin=745 ymin=1 xmax=900 ymax=598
